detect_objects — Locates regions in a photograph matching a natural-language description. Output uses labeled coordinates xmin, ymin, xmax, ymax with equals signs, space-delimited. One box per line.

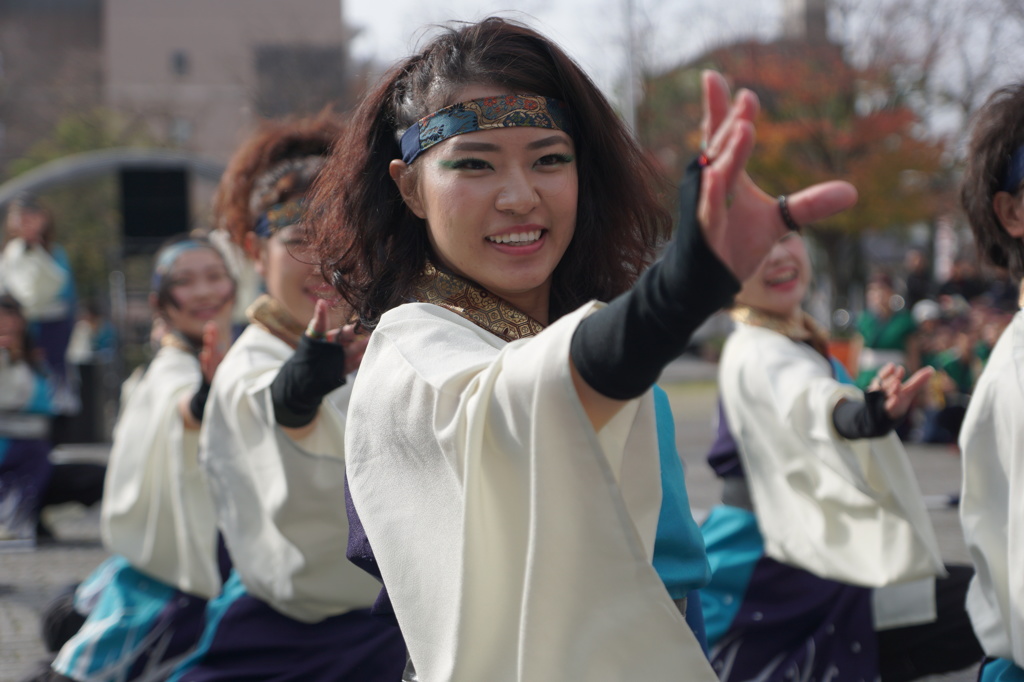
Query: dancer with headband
xmin=170 ymin=116 xmax=406 ymax=681
xmin=959 ymin=82 xmax=1024 ymax=682
xmin=314 ymin=17 xmax=857 ymax=681
xmin=52 ymin=235 xmax=235 ymax=681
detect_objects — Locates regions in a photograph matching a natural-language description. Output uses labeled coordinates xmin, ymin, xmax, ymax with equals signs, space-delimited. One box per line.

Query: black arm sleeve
xmin=188 ymin=378 xmax=212 ymax=423
xmin=569 ymin=157 xmax=740 ymax=400
xmin=832 ymin=390 xmax=897 ymax=439
xmin=270 ymin=335 xmax=348 ymax=429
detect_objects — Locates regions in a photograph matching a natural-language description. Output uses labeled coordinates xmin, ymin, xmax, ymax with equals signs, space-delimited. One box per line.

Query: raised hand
xmin=199 ymin=320 xmax=227 ymax=383
xmin=697 ymin=70 xmax=859 ymax=282
xmin=307 ymin=298 xmax=369 ymax=376
xmin=868 ymin=362 xmax=935 ymax=420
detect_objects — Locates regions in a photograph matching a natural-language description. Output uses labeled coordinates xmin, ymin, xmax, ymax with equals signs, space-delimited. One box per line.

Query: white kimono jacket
xmin=345 ymin=302 xmax=716 ymax=682
xmin=0 ymin=237 xmax=70 ymax=320
xmin=101 ymin=344 xmax=221 ymax=599
xmin=960 ymin=309 xmax=1024 ymax=663
xmin=718 ymin=323 xmax=943 ymax=611
xmin=200 ymin=323 xmax=382 ymax=623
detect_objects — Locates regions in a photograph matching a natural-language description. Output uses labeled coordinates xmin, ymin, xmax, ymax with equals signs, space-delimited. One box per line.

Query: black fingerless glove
xmin=270 ymin=335 xmax=348 ymax=428
xmin=188 ymin=378 xmax=211 ymax=423
xmin=832 ymin=390 xmax=897 ymax=439
xmin=569 ymin=157 xmax=740 ymax=400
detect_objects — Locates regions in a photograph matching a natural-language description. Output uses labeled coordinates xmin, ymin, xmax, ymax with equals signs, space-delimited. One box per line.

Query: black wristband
xmin=569 ymin=157 xmax=740 ymax=400
xmin=270 ymin=335 xmax=348 ymax=428
xmin=832 ymin=390 xmax=897 ymax=439
xmin=188 ymin=378 xmax=212 ymax=423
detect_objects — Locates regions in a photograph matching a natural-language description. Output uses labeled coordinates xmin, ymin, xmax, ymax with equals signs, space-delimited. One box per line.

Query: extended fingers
xmin=701 ymin=71 xmax=731 ymax=149
xmin=901 ymin=366 xmax=935 ymax=397
xmin=782 ymin=181 xmax=858 ymax=227
xmin=308 ymin=299 xmax=330 ymax=337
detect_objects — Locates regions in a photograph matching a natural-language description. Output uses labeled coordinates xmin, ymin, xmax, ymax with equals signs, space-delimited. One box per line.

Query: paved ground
xmin=0 ymin=361 xmax=979 ymax=681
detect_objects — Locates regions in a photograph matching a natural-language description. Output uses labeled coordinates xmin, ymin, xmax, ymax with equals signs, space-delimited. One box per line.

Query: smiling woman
xmin=52 ymin=235 xmax=236 ymax=681
xmin=313 ymin=16 xmax=857 ymax=682
xmin=699 ymin=231 xmax=982 ymax=681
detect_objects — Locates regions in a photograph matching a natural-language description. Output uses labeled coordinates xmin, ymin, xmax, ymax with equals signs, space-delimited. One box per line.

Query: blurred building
xmin=105 ymin=0 xmax=354 ymax=161
xmin=0 ymin=0 xmax=354 ymax=175
xmin=0 ymin=0 xmax=104 ymax=171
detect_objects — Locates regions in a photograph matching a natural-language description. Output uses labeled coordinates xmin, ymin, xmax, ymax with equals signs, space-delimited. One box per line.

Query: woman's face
xmin=159 ymin=247 xmax=235 ymax=340
xmin=391 ymin=85 xmax=579 ymax=323
xmin=0 ymin=307 xmax=25 ymax=356
xmin=734 ymin=233 xmax=811 ymax=319
xmin=253 ymin=223 xmax=346 ymax=327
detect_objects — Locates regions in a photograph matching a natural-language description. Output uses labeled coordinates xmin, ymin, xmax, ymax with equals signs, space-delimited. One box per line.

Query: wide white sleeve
xmin=959 ymin=311 xmax=1024 ymax=662
xmin=100 ymin=347 xmax=222 ymax=599
xmin=0 ymin=352 xmax=40 ymax=411
xmin=200 ymin=329 xmax=382 ymax=623
xmin=719 ymin=323 xmax=943 ymax=589
xmin=346 ymin=303 xmax=716 ymax=682
xmin=0 ymin=238 xmax=68 ymax=317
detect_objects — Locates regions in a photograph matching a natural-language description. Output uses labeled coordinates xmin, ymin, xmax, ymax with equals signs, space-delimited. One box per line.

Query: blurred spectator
xmin=0 ymin=195 xmax=79 ymax=425
xmin=902 ymin=248 xmax=935 ymax=307
xmin=0 ymin=294 xmax=103 ymax=547
xmin=853 ymin=270 xmax=920 ymax=390
xmin=938 ymin=257 xmax=988 ymax=302
xmin=66 ymin=300 xmax=117 ymax=365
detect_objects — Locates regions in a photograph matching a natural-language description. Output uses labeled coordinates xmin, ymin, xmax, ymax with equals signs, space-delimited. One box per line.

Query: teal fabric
xmin=830 ymin=357 xmax=854 ymax=386
xmin=981 ymin=659 xmax=1024 ymax=682
xmin=167 ymin=570 xmax=249 ymax=681
xmin=26 ymin=372 xmax=53 ymax=414
xmin=52 ymin=245 xmax=77 ymax=308
xmin=698 ymin=505 xmax=764 ymax=646
xmin=651 ymin=385 xmax=711 ymax=599
xmin=54 ymin=555 xmax=176 ymax=680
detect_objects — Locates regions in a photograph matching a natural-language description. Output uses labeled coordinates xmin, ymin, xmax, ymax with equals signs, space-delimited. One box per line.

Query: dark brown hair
xmin=0 ymin=293 xmax=41 ymax=373
xmin=961 ymin=82 xmax=1024 ymax=278
xmin=312 ymin=17 xmax=671 ymax=327
xmin=215 ymin=112 xmax=344 ymax=246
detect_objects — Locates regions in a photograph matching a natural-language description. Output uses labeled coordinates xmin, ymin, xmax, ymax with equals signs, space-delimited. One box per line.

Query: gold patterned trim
xmin=411 ymin=263 xmax=545 ymax=342
xmin=730 ymin=305 xmax=830 ymax=359
xmin=246 ymin=294 xmax=306 ymax=348
xmin=160 ymin=331 xmax=198 ymax=354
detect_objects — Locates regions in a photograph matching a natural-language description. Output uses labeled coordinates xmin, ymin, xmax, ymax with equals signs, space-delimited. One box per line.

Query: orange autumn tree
xmin=638 ymin=39 xmax=950 ymax=312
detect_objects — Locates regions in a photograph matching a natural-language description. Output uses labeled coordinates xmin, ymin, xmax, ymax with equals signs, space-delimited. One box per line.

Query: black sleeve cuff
xmin=270 ymin=335 xmax=348 ymax=429
xmin=570 ymin=157 xmax=740 ymax=401
xmin=832 ymin=390 xmax=897 ymax=439
xmin=188 ymin=378 xmax=211 ymax=423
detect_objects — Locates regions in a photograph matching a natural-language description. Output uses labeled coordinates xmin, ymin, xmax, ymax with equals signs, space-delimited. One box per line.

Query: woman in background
xmin=52 ymin=235 xmax=235 ymax=681
xmin=1 ymin=196 xmax=78 ymax=420
xmin=0 ymin=294 xmax=103 ymax=547
xmin=701 ymin=231 xmax=981 ymax=681
xmin=171 ymin=116 xmax=406 ymax=682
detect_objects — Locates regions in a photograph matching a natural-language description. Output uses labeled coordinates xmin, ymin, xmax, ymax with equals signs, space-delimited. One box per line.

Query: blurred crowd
xmin=851 ymin=248 xmax=1017 ymax=445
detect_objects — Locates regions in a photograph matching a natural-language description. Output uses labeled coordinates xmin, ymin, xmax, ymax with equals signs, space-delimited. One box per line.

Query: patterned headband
xmin=1002 ymin=145 xmax=1024 ymax=193
xmin=151 ymin=240 xmax=207 ymax=292
xmin=254 ymin=198 xmax=308 ymax=238
xmin=399 ymin=94 xmax=572 ymax=165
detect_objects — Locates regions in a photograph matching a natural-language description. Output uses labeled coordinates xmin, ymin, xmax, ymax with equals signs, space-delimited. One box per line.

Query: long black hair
xmin=313 ymin=17 xmax=671 ymax=327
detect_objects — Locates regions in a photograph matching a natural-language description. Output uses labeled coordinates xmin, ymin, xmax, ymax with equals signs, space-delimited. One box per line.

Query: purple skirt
xmin=177 ymin=575 xmax=406 ymax=682
xmin=0 ymin=439 xmax=54 ymax=534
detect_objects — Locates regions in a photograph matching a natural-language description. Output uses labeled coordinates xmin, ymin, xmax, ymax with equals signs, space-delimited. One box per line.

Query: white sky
xmin=343 ymin=0 xmax=785 ymax=110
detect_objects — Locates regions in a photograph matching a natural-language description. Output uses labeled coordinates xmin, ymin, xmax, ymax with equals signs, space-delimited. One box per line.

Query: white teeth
xmin=487 ymin=230 xmax=542 ymax=245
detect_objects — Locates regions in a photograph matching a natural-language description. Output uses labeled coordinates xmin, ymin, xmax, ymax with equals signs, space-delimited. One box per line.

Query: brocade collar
xmin=412 ymin=262 xmax=545 ymax=343
xmin=246 ymin=294 xmax=306 ymax=349
xmin=159 ymin=330 xmax=198 ymax=355
xmin=730 ymin=305 xmax=830 ymax=360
